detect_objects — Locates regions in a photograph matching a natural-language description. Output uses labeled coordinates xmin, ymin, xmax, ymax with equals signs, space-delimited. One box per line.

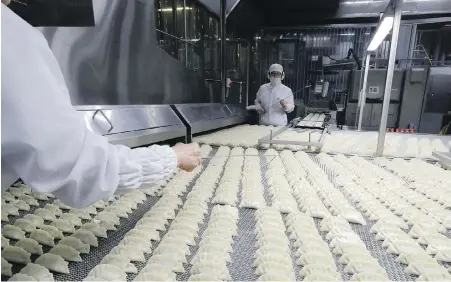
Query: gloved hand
xmin=280 ymin=99 xmax=287 ymax=108
xmin=172 ymin=143 xmax=201 ymax=172
xmin=256 ymin=107 xmax=265 ymax=114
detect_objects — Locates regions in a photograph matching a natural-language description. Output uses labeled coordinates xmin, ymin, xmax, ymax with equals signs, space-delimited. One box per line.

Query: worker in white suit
xmin=255 ymin=64 xmax=294 ymax=126
xmin=1 ymin=2 xmax=200 ymax=208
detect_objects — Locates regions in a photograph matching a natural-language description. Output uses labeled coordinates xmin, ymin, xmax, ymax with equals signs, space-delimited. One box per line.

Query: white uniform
xmin=255 ymin=83 xmax=295 ymax=126
xmin=1 ymin=5 xmax=177 ymax=208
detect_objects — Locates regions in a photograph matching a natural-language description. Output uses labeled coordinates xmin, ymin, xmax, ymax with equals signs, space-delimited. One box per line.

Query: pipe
xmin=376 ymin=0 xmax=403 ymax=157
xmin=220 ymin=0 xmax=227 ymax=104
xmin=246 ymin=40 xmax=251 ymax=107
xmin=183 ymin=0 xmax=188 ymax=67
xmin=358 ymin=53 xmax=371 ymax=131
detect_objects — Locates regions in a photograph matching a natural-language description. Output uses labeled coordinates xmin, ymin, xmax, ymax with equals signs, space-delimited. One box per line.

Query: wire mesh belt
xmin=2 ymin=147 xmax=450 ymax=281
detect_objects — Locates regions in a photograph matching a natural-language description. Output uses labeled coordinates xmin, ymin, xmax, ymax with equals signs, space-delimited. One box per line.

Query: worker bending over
xmin=255 ymin=64 xmax=294 ymax=126
xmin=1 ymin=2 xmax=200 ymax=208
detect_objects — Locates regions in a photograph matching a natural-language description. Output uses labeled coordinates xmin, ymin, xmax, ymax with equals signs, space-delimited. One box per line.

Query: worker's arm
xmin=1 ymin=6 xmax=178 ymax=208
xmin=282 ymin=88 xmax=295 ymax=113
xmin=254 ymin=86 xmax=265 ymax=113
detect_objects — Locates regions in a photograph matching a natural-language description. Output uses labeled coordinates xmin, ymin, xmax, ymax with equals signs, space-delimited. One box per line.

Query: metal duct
xmin=337 ymin=0 xmax=451 ymax=18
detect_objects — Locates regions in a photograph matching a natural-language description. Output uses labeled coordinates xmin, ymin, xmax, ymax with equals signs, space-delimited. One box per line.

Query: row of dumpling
xmin=371 ymin=221 xmax=451 ymax=280
xmin=375 ymin=157 xmax=451 ymax=209
xmin=346 ymin=156 xmax=449 ymax=234
xmin=194 ymin=124 xmax=280 ymax=148
xmin=320 ymin=216 xmax=389 ymax=280
xmin=270 ymin=130 xmax=322 ymax=152
xmin=162 ymin=165 xmax=204 ymax=196
xmin=264 ymin=154 xmax=298 ymax=213
xmin=328 ymin=156 xmax=451 ymax=277
xmin=200 ymin=144 xmax=213 ymax=158
xmin=285 ymin=213 xmax=341 ymax=281
xmin=211 ymin=147 xmax=244 ymax=206
xmin=188 ymin=205 xmax=238 ymax=281
xmin=279 ymin=150 xmax=331 ymax=218
xmin=295 ymin=151 xmax=366 ymax=225
xmin=240 ymin=148 xmax=266 ymax=209
xmin=253 ymin=207 xmax=296 ymax=281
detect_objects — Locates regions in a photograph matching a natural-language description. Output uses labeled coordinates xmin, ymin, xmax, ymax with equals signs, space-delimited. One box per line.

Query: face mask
xmin=270 ymin=77 xmax=281 ymax=86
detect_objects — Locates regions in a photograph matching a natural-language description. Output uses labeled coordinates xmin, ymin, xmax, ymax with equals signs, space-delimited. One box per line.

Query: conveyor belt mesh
xmin=2 ymin=148 xmax=450 ymax=281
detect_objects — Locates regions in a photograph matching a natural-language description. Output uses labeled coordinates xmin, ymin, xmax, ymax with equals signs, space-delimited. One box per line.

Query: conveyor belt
xmin=2 ymin=148 xmax=450 ymax=281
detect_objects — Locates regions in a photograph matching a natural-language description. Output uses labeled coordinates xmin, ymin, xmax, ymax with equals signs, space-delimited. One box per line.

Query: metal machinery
xmin=76 ymin=104 xmax=248 ymax=147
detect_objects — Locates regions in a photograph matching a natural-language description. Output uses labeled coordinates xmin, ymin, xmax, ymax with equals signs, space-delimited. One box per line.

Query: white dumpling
xmin=30 ymin=191 xmax=51 ymax=201
xmin=44 ymin=204 xmax=62 ymax=216
xmin=1 ymin=210 xmax=9 ymax=222
xmin=3 ymin=225 xmax=26 ymax=240
xmin=2 ymin=235 xmax=10 ymax=248
xmin=396 ymin=252 xmax=436 ymax=265
xmin=8 ymin=273 xmax=37 ymax=281
xmin=14 ymin=218 xmax=37 ymax=233
xmin=148 ymin=254 xmax=185 ymax=273
xmin=80 ymin=222 xmax=108 ymax=238
xmin=69 ymin=209 xmax=92 ymax=220
xmin=103 ymin=205 xmax=129 ymax=218
xmin=19 ymin=263 xmax=54 ymax=281
xmin=72 ymin=229 xmax=99 ymax=247
xmin=2 ymin=246 xmax=31 ymax=264
xmin=15 ymin=238 xmax=43 ymax=255
xmin=50 ymin=219 xmax=76 ymax=233
xmin=93 ymin=219 xmax=116 ymax=231
xmin=303 ymin=273 xmax=341 ymax=281
xmin=86 ymin=264 xmax=127 ymax=281
xmin=350 ymin=273 xmax=390 ymax=281
xmin=255 ymin=261 xmax=294 ymax=276
xmin=100 ymin=254 xmax=137 ymax=274
xmin=2 ymin=204 xmax=19 ymax=216
xmin=120 ymin=236 xmax=152 ymax=253
xmin=38 ymin=225 xmax=64 ymax=240
xmin=23 ymin=214 xmax=45 ymax=226
xmin=299 ymin=265 xmax=339 ymax=278
xmin=34 ymin=208 xmax=56 ymax=221
xmin=29 ymin=229 xmax=55 ymax=247
xmin=188 ymin=274 xmax=221 ymax=281
xmin=134 ymin=270 xmax=173 ymax=281
xmin=59 ymin=213 xmax=83 ymax=227
xmin=1 ymin=257 xmax=12 ymax=276
xmin=2 ymin=192 xmax=15 ymax=202
xmin=343 ymin=261 xmax=387 ymax=275
xmin=338 ymin=253 xmax=378 ymax=265
xmin=404 ymin=262 xmax=449 ymax=276
xmin=35 ymin=253 xmax=69 ymax=274
xmin=109 ymin=245 xmax=146 ymax=262
xmin=94 ymin=211 xmax=120 ymax=226
xmin=53 ymin=199 xmax=73 ymax=210
xmin=91 ymin=200 xmax=107 ymax=209
xmin=140 ymin=263 xmax=176 ymax=280
xmin=416 ymin=273 xmax=451 ymax=281
xmin=18 ymin=194 xmax=39 ymax=206
xmin=83 ymin=205 xmax=98 ymax=215
xmin=10 ymin=199 xmax=30 ymax=211
xmin=59 ymin=237 xmax=90 ymax=254
xmin=296 ymin=253 xmax=335 ymax=267
xmin=435 ymin=249 xmax=451 ymax=263
xmin=190 ymin=261 xmax=231 ymax=281
xmin=49 ymin=244 xmax=82 ymax=262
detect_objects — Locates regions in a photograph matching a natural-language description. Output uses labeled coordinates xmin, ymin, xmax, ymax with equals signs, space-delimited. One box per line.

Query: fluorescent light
xmin=367 ymin=16 xmax=394 ymax=51
xmin=158 ymin=7 xmax=192 ymax=12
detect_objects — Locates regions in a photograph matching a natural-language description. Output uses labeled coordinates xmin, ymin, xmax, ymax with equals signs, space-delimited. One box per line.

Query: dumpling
xmin=83 ymin=205 xmax=98 ymax=215
xmin=338 ymin=253 xmax=378 ymax=265
xmin=1 ymin=210 xmax=9 ymax=222
xmin=1 ymin=246 xmax=31 ymax=264
xmin=100 ymin=254 xmax=137 ymax=273
xmin=49 ymin=245 xmax=82 ymax=262
xmin=2 ymin=224 xmax=26 ymax=240
xmin=140 ymin=263 xmax=175 ymax=280
xmin=2 ymin=192 xmax=15 ymax=202
xmin=93 ymin=219 xmax=116 ymax=231
xmin=404 ymin=262 xmax=449 ymax=276
xmin=19 ymin=263 xmax=54 ymax=281
xmin=72 ymin=229 xmax=99 ymax=247
xmin=34 ymin=208 xmax=56 ymax=221
xmin=15 ymin=238 xmax=43 ymax=255
xmin=18 ymin=194 xmax=39 ymax=206
xmin=296 ymin=253 xmax=335 ymax=267
xmin=2 ymin=204 xmax=19 ymax=216
xmin=396 ymin=252 xmax=436 ymax=265
xmin=299 ymin=265 xmax=339 ymax=278
xmin=119 ymin=236 xmax=152 ymax=253
xmin=80 ymin=222 xmax=108 ymax=238
xmin=109 ymin=245 xmax=146 ymax=262
xmin=23 ymin=214 xmax=45 ymax=226
xmin=69 ymin=209 xmax=92 ymax=220
xmin=53 ymin=199 xmax=73 ymax=210
xmin=59 ymin=213 xmax=83 ymax=227
xmin=148 ymin=254 xmax=185 ymax=273
xmin=14 ymin=218 xmax=37 ymax=233
xmin=416 ymin=273 xmax=451 ymax=281
xmin=44 ymin=204 xmax=63 ymax=216
xmin=2 ymin=235 xmax=10 ymax=248
xmin=134 ymin=270 xmax=173 ymax=281
xmin=103 ymin=205 xmax=129 ymax=218
xmin=35 ymin=253 xmax=69 ymax=274
xmin=1 ymin=257 xmax=12 ymax=276
xmin=30 ymin=191 xmax=51 ymax=201
xmin=303 ymin=273 xmax=341 ymax=281
xmin=190 ymin=261 xmax=231 ymax=281
xmin=29 ymin=229 xmax=55 ymax=247
xmin=58 ymin=236 xmax=90 ymax=254
xmin=435 ymin=248 xmax=451 ymax=263
xmin=8 ymin=273 xmax=37 ymax=281
xmin=343 ymin=261 xmax=387 ymax=276
xmin=188 ymin=273 xmax=221 ymax=281
xmin=86 ymin=264 xmax=127 ymax=281
xmin=10 ymin=199 xmax=30 ymax=211
xmin=350 ymin=273 xmax=389 ymax=281
xmin=50 ymin=219 xmax=76 ymax=233
xmin=38 ymin=225 xmax=64 ymax=240
xmin=94 ymin=211 xmax=120 ymax=225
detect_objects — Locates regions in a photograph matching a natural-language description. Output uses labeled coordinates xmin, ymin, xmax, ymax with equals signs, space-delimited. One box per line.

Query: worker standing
xmin=255 ymin=64 xmax=294 ymax=126
xmin=1 ymin=2 xmax=200 ymax=208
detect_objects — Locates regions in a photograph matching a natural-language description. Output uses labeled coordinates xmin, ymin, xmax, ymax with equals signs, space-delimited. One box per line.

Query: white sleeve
xmin=284 ymin=88 xmax=295 ymax=113
xmin=255 ymin=86 xmax=263 ymax=109
xmin=0 ymin=6 xmax=177 ymax=208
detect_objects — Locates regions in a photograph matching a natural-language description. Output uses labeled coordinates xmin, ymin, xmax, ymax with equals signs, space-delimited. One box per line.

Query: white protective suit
xmin=1 ymin=5 xmax=177 ymax=208
xmin=255 ymin=64 xmax=294 ymax=126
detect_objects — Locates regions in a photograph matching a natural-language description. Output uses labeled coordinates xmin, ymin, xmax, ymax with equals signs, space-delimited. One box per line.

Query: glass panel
xmin=155 ymin=0 xmax=177 ymax=58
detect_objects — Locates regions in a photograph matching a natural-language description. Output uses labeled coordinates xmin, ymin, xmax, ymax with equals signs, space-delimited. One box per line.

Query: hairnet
xmin=269 ymin=64 xmax=283 ymax=73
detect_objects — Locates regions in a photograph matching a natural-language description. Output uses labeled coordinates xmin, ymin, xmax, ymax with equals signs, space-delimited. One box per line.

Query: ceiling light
xmin=367 ymin=16 xmax=394 ymax=51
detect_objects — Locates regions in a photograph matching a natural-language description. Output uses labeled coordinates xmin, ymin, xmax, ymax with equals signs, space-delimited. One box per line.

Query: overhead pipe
xmin=220 ymin=0 xmax=227 ymax=103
